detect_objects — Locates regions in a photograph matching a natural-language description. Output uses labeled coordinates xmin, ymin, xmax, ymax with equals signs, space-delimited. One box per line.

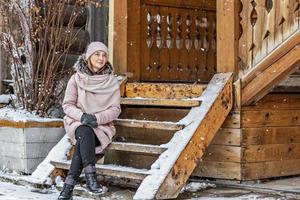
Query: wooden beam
xmin=242 ymin=94 xmax=300 ymax=111
xmin=120 ymin=97 xmax=201 ymax=107
xmin=114 ymin=119 xmax=184 ymax=131
xmin=119 ymin=76 xmax=127 ymax=97
xmin=242 ymin=159 xmax=300 ymax=180
xmin=113 ymin=0 xmax=127 ymax=75
xmin=0 ymin=119 xmax=64 ymax=128
xmin=51 ymin=160 xmax=149 ymax=180
xmin=217 ymin=0 xmax=239 ymax=74
xmin=107 ymin=142 xmax=166 ymax=155
xmin=242 ymin=30 xmax=300 ymax=87
xmin=119 ymin=107 xmax=189 ymax=122
xmin=242 ymin=109 xmax=300 ymax=128
xmin=127 ymin=0 xmax=141 ymax=81
xmin=133 ymin=73 xmax=233 ymax=199
xmin=242 ymin=45 xmax=300 ymax=105
xmin=193 ymin=161 xmax=241 ymax=180
xmin=125 ymin=82 xmax=206 ymax=99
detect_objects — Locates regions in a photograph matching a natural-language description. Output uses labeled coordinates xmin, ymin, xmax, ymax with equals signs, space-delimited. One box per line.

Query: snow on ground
xmin=0 ymin=107 xmax=63 ymax=122
xmin=183 ymin=182 xmax=216 ymax=192
xmin=0 ymin=181 xmax=89 ymax=200
xmin=31 ymin=135 xmax=72 ymax=184
xmin=0 ymin=180 xmax=289 ymax=200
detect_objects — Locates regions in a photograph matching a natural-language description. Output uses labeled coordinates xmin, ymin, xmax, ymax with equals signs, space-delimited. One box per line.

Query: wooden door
xmin=136 ymin=0 xmax=216 ymax=83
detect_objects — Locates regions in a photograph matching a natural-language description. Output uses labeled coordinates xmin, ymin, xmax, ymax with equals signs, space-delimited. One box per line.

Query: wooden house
xmin=1 ymin=0 xmax=300 ymax=199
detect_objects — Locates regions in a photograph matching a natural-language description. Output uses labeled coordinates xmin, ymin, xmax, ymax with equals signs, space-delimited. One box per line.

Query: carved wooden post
xmin=217 ymin=0 xmax=239 ymax=75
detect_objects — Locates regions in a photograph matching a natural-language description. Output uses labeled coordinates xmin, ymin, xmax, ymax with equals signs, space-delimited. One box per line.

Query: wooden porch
xmin=41 ymin=0 xmax=300 ymax=199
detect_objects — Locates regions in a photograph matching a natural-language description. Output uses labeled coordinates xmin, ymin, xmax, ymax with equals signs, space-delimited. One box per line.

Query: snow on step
xmin=51 ymin=160 xmax=149 ymax=181
xmin=108 ymin=142 xmax=166 ymax=155
xmin=120 ymin=97 xmax=201 ymax=107
xmin=114 ymin=119 xmax=184 ymax=131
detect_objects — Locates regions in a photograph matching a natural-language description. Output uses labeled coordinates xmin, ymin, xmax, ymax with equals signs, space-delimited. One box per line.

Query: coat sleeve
xmin=94 ymin=105 xmax=121 ymax=125
xmin=62 ymin=75 xmax=83 ymax=121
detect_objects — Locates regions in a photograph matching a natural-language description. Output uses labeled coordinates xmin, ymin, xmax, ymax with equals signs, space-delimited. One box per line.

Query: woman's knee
xmin=75 ymin=125 xmax=94 ymax=139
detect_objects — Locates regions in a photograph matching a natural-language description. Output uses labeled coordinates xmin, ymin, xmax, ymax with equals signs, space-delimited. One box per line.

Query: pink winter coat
xmin=62 ymin=56 xmax=121 ymax=154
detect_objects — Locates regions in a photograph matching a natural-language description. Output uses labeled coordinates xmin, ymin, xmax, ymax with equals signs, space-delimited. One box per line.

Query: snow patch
xmin=28 ymin=135 xmax=72 ymax=184
xmin=183 ymin=182 xmax=216 ymax=192
xmin=0 ymin=95 xmax=16 ymax=104
xmin=0 ymin=107 xmax=63 ymax=122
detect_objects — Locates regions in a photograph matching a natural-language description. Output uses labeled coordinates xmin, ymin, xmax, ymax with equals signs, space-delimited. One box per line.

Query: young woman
xmin=58 ymin=42 xmax=121 ymax=200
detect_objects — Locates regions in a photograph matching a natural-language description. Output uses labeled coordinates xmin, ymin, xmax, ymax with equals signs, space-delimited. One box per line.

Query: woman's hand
xmin=81 ymin=113 xmax=98 ymax=128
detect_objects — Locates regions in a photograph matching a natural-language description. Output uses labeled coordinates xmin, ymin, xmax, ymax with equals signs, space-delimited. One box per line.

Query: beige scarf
xmin=74 ymin=72 xmax=120 ymax=114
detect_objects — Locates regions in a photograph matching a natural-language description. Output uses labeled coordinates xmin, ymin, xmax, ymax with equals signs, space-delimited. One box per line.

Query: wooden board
xmin=142 ymin=0 xmax=216 ymax=11
xmin=107 ymin=142 xmax=165 ymax=155
xmin=119 ymin=76 xmax=127 ymax=97
xmin=211 ymin=128 xmax=241 ymax=146
xmin=115 ymin=126 xmax=175 ymax=145
xmin=242 ymin=110 xmax=300 ymax=128
xmin=104 ymin=151 xmax=158 ymax=170
xmin=119 ymin=107 xmax=189 ymax=122
xmin=51 ymin=160 xmax=149 ymax=181
xmin=222 ymin=112 xmax=241 ymax=129
xmin=242 ymin=127 xmax=300 ymax=145
xmin=0 ymin=119 xmax=64 ymax=128
xmin=125 ymin=82 xmax=206 ymax=99
xmin=242 ymin=143 xmax=300 ymax=162
xmin=127 ymin=0 xmax=141 ymax=81
xmin=193 ymin=161 xmax=241 ymax=180
xmin=114 ymin=119 xmax=184 ymax=131
xmin=120 ymin=98 xmax=201 ymax=107
xmin=113 ymin=0 xmax=128 ymax=75
xmin=202 ymin=145 xmax=241 ymax=163
xmin=216 ymin=0 xmax=238 ymax=73
xmin=242 ymin=93 xmax=300 ymax=111
xmin=242 ymin=159 xmax=300 ymax=180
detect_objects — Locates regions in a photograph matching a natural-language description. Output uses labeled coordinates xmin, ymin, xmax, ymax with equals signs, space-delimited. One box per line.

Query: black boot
xmin=57 ymin=184 xmax=74 ymax=200
xmin=84 ymin=165 xmax=102 ymax=193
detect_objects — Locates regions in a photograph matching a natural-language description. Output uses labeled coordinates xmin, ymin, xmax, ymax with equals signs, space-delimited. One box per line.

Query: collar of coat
xmin=73 ymin=55 xmax=114 ymax=76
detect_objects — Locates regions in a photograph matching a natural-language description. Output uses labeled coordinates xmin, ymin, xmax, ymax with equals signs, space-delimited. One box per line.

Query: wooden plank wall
xmin=193 ymin=93 xmax=300 ymax=180
xmin=193 ymin=111 xmax=242 ymax=180
xmin=241 ymin=93 xmax=300 ymax=180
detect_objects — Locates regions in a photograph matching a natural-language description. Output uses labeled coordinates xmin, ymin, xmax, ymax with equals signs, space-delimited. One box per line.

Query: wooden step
xmin=51 ymin=160 xmax=149 ymax=180
xmin=125 ymin=82 xmax=207 ymax=99
xmin=114 ymin=119 xmax=184 ymax=131
xmin=120 ymin=97 xmax=201 ymax=107
xmin=107 ymin=142 xmax=166 ymax=155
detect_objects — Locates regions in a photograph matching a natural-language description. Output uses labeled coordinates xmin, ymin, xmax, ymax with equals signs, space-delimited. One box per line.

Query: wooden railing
xmin=114 ymin=0 xmax=217 ymax=82
xmin=140 ymin=0 xmax=217 ymax=82
xmin=239 ymin=0 xmax=300 ymax=75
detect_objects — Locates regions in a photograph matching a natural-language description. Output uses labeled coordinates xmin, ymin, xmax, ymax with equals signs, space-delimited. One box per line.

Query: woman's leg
xmin=58 ymin=125 xmax=100 ymax=199
xmin=75 ymin=126 xmax=102 ymax=193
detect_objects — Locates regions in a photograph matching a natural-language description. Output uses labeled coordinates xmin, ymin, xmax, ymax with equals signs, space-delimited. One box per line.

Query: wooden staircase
xmin=51 ymin=73 xmax=233 ymax=199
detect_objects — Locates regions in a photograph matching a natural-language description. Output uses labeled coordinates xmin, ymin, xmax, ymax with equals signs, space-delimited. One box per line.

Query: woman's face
xmin=89 ymin=50 xmax=108 ymax=72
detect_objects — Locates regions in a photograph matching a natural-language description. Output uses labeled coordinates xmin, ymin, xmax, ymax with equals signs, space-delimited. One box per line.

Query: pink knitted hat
xmin=85 ymin=41 xmax=109 ymax=61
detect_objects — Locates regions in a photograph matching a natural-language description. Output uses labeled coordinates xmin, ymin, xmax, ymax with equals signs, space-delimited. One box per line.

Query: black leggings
xmin=67 ymin=125 xmax=100 ymax=182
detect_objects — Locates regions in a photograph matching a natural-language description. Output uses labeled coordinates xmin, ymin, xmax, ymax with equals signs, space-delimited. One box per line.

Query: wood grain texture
xmin=125 ymin=82 xmax=206 ymax=99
